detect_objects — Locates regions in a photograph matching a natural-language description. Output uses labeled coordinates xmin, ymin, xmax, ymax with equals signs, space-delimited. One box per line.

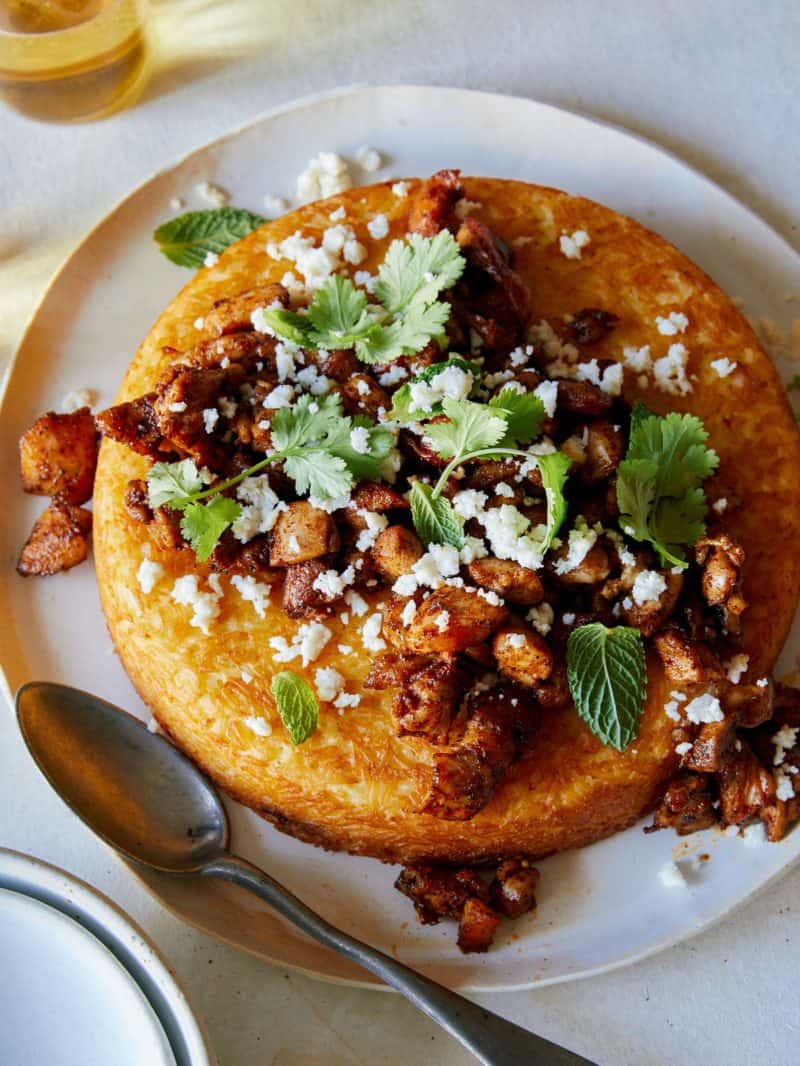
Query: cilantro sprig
xmin=616 ymin=403 xmax=719 ymax=568
xmin=147 ymin=394 xmax=393 ymax=561
xmin=262 ymin=232 xmax=466 ymax=366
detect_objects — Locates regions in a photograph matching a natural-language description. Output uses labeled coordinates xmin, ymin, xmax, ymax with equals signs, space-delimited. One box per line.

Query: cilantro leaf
xmin=179 ymin=496 xmax=241 ymax=562
xmin=322 ymin=416 xmax=395 ymax=481
xmin=259 ymin=308 xmax=315 ymax=346
xmin=283 ymin=451 xmax=352 ymax=500
xmin=424 ymin=398 xmax=508 ymax=459
xmin=154 ymin=208 xmax=265 ymax=268
xmin=271 ymin=671 xmax=319 ymax=744
xmin=270 ymin=393 xmax=344 ymax=452
xmin=489 ymin=388 xmax=545 ymax=446
xmin=373 ymin=231 xmax=465 ymax=314
xmin=307 ymin=275 xmax=378 ymax=346
xmin=409 ymin=481 xmax=465 ymax=548
xmin=566 ymin=623 xmax=647 ymax=752
xmin=389 ymin=358 xmax=482 ymax=420
xmin=616 ymin=411 xmax=718 ymax=567
xmin=536 ymin=451 xmax=572 ymax=551
xmin=147 ymin=459 xmax=205 ymax=509
xmin=355 ymin=297 xmax=450 ymax=365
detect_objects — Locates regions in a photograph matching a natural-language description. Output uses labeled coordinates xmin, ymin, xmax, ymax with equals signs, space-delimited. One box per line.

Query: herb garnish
xmin=147 ymin=394 xmax=393 ymax=561
xmin=154 ymin=208 xmax=266 ymax=268
xmin=616 ymin=404 xmax=719 ymax=569
xmin=262 ymin=231 xmax=465 ymax=365
xmin=566 ymin=623 xmax=647 ymax=751
xmin=271 ymin=671 xmax=319 ymax=744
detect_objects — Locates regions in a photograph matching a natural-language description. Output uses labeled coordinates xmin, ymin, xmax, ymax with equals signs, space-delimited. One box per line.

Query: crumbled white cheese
xmin=756 ymin=678 xmax=769 ymax=689
xmin=269 ymin=621 xmax=332 ymax=666
xmin=263 ymin=193 xmax=289 ymax=217
xmin=675 ymin=741 xmax=693 ymax=756
xmin=218 ymin=396 xmax=237 ymax=419
xmin=776 ymin=769 xmax=796 ymax=802
xmin=231 ymin=574 xmax=272 ymax=619
xmin=452 ymin=489 xmax=489 ymax=521
xmin=632 ymin=569 xmax=667 ymax=606
xmin=344 ymin=589 xmax=368 ymax=617
xmin=534 ymin=380 xmax=559 ymax=418
xmin=378 ymin=363 xmax=408 ymax=388
xmin=202 ymin=407 xmax=219 ymax=434
xmin=367 ymin=213 xmax=390 ymax=239
xmin=354 ymin=510 xmax=389 ymax=551
xmin=509 ymin=345 xmax=533 ymax=367
xmin=712 ymin=497 xmax=728 ymax=514
xmin=244 ymin=716 xmax=272 ymax=737
xmin=561 ymin=612 xmax=576 ymax=626
xmin=232 ymin=476 xmax=285 ymax=543
xmin=772 ymin=726 xmax=798 ymax=766
xmin=315 ymin=667 xmax=345 ymax=702
xmin=361 ymin=612 xmax=386 ymax=652
xmin=328 ymin=205 xmax=346 ymax=221
xmin=391 ymin=181 xmax=409 ymax=198
xmin=274 ymin=342 xmax=298 ymax=382
xmin=656 ymin=311 xmax=689 ymax=336
xmin=622 ymin=345 xmax=652 ymax=373
xmin=506 ymin=632 xmax=526 ymax=649
xmin=171 ymin=574 xmax=223 ymax=634
xmin=60 ymin=387 xmax=96 ymax=413
xmin=653 ymin=343 xmax=692 ymax=395
xmin=494 ymin=482 xmax=515 ymax=498
xmin=312 ymin=568 xmax=351 ymax=599
xmin=658 ymin=861 xmax=687 ymax=889
xmin=266 ymin=230 xmax=343 ymax=292
xmin=684 ymin=693 xmax=725 ymax=724
xmin=710 ymin=356 xmax=737 ymax=378
xmin=167 ymin=401 xmax=187 ymax=413
xmin=296 ymin=152 xmax=352 ymax=202
xmin=349 ymin=426 xmax=371 ymax=454
xmin=193 ymin=317 xmax=205 ymax=330
xmin=670 ymin=690 xmax=688 ymax=703
xmin=408 ymin=365 xmax=474 ymax=413
xmin=725 ymin=653 xmax=749 ymax=684
xmin=169 ymin=196 xmax=185 ymax=211
xmin=559 ymin=229 xmax=591 ymax=260
xmin=434 ymin=610 xmax=450 ymax=634
xmin=334 ymin=691 xmax=361 ymax=709
xmin=262 ymin=384 xmax=295 ymax=409
xmin=527 ymin=602 xmax=554 ymax=636
xmin=137 ymin=559 xmax=164 ymax=595
xmin=203 ymin=251 xmax=219 ymax=268
xmin=196 ymin=181 xmax=229 ymax=206
xmin=240 ymin=670 xmax=253 ymax=684
xmin=356 ymin=146 xmax=382 ymax=172
xmin=663 ymin=700 xmax=681 ymax=721
xmin=553 ymin=518 xmax=597 ymax=575
xmin=574 ymin=359 xmax=623 ymax=396
xmin=400 ymin=599 xmax=417 ymax=627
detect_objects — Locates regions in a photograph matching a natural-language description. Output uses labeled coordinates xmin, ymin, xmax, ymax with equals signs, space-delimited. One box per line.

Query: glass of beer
xmin=0 ymin=0 xmax=149 ymax=122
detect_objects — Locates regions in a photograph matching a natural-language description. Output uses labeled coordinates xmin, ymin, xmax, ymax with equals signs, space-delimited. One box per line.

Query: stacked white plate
xmin=0 ymin=848 xmax=211 ymax=1066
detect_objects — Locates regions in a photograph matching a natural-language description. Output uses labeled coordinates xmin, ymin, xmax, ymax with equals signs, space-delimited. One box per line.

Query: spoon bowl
xmin=16 ymin=681 xmax=227 ymax=872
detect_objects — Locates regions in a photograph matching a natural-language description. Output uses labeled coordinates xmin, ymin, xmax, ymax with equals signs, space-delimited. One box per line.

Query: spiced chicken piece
xmin=492 ymin=627 xmax=554 ymax=688
xmin=466 ymin=556 xmax=545 ymax=606
xmin=269 ymin=502 xmax=339 ymax=566
xmin=556 ymin=379 xmax=614 ymax=417
xmin=718 ymin=742 xmax=774 ymax=827
xmin=96 ymin=393 xmax=175 ymax=461
xmin=371 ymin=525 xmax=424 ymax=582
xmin=456 ymin=217 xmax=530 ymax=328
xmin=152 ymin=363 xmax=244 ymax=468
xmin=652 ymin=627 xmax=707 ymax=685
xmin=489 ymin=859 xmax=540 ymax=919
xmin=19 ymin=407 xmax=99 ymax=505
xmin=400 ymin=586 xmax=508 ymax=654
xmin=549 ymin=543 xmax=611 ymax=586
xmin=123 ymin=478 xmax=152 ymax=524
xmin=684 ymin=718 xmax=738 ymax=773
xmin=408 ymin=168 xmax=463 ymax=237
xmin=340 ymin=375 xmax=390 ymax=420
xmin=647 ymin=772 xmax=718 ymax=835
xmin=282 ymin=560 xmax=340 ymax=618
xmin=622 ymin=571 xmax=683 ymax=638
xmin=580 ymin=421 xmax=625 ymax=484
xmin=17 ymin=497 xmax=92 ymax=577
xmin=201 ymin=282 xmax=288 ymax=336
xmin=566 ymin=308 xmax=620 ymax=346
xmin=394 ymin=863 xmax=488 ymax=924
xmin=694 ymin=533 xmax=747 ymax=631
xmin=457 ymin=898 xmax=502 ymax=954
xmin=365 ymin=652 xmax=470 ymax=744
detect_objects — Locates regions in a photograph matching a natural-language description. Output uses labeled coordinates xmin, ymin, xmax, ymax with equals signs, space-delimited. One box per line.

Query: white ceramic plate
xmin=0 ymin=849 xmax=211 ymax=1065
xmin=1 ymin=85 xmax=799 ymax=992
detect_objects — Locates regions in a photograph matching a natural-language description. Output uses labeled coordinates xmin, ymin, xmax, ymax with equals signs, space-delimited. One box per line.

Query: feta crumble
xmin=553 ymin=518 xmax=597 ymax=575
xmin=356 ymin=146 xmax=382 ymax=172
xmin=202 ymin=407 xmax=219 ymax=433
xmin=269 ymin=622 xmax=332 ymax=666
xmin=171 ymin=574 xmax=223 ymax=634
xmin=296 ymin=152 xmax=352 ymax=202
xmin=656 ymin=311 xmax=689 ymax=336
xmin=725 ymin=653 xmax=749 ymax=684
xmin=196 ymin=181 xmax=229 ymax=206
xmin=203 ymin=251 xmax=219 ymax=268
xmin=684 ymin=693 xmax=724 ymax=724
xmin=710 ymin=356 xmax=737 ymax=378
xmin=653 ymin=343 xmax=692 ymax=395
xmin=712 ymin=497 xmax=729 ymax=514
xmin=772 ymin=726 xmax=799 ymax=766
xmin=231 ymin=574 xmax=272 ymax=619
xmin=527 ymin=602 xmax=554 ymax=636
xmin=349 ymin=426 xmax=371 ymax=454
xmin=315 ymin=667 xmax=345 ymax=702
xmin=658 ymin=861 xmax=687 ymax=889
xmin=559 ymin=229 xmax=591 ymax=260
xmin=167 ymin=401 xmax=187 ymax=413
xmin=631 ymin=570 xmax=667 ymax=606
xmin=534 ymin=380 xmax=559 ymax=418
xmin=263 ymin=194 xmax=289 ymax=217
xmin=367 ymin=213 xmax=390 ymax=239
xmin=391 ymin=181 xmax=409 ymax=198
xmin=136 ymin=559 xmax=164 ymax=595
xmin=675 ymin=741 xmax=693 ymax=756
xmin=361 ymin=612 xmax=386 ymax=652
xmin=244 ymin=716 xmax=272 ymax=737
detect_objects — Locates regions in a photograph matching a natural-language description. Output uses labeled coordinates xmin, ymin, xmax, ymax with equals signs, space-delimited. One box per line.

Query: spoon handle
xmin=202 ymin=854 xmax=594 ymax=1066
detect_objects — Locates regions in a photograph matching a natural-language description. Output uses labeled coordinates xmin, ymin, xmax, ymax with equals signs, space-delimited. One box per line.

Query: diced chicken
xmin=340 ymin=375 xmax=390 ymax=419
xmin=394 ymin=863 xmax=487 ymax=924
xmin=531 ymin=660 xmax=572 ymax=712
xmin=684 ymin=717 xmax=737 ymax=773
xmin=186 ymin=330 xmax=278 ymax=372
xmin=211 ymin=534 xmax=275 ymax=578
xmin=351 ymin=481 xmax=409 ymax=513
xmin=400 ymin=586 xmax=508 ymax=654
xmin=652 ymin=627 xmax=707 ymax=684
xmin=456 ymin=217 xmax=530 ymax=327
xmin=19 ymin=408 xmax=99 ymax=505
xmin=365 ymin=651 xmax=431 ymax=690
xmin=269 ymin=501 xmax=339 ymax=566
xmin=316 ymin=348 xmax=361 ymax=383
xmin=622 ymin=571 xmax=682 ymax=637
xmin=17 ymin=497 xmax=92 ymax=577
xmin=695 ymin=533 xmax=747 ymax=630
xmin=492 ymin=627 xmax=554 ymax=687
xmin=282 ymin=560 xmax=340 ymax=618
xmin=371 ymin=525 xmax=424 ymax=582
xmin=408 ymin=168 xmax=462 ymax=236
xmin=556 ymin=379 xmax=614 ymax=416
xmin=718 ymin=743 xmax=774 ymax=826
xmin=466 ymin=557 xmax=544 ymax=605
xmin=123 ymin=478 xmax=152 ymax=524
xmin=567 ymin=308 xmax=619 ymax=346
xmin=202 ymin=283 xmax=288 ymax=336
xmin=457 ymin=897 xmax=502 ymax=954
xmin=152 ymin=363 xmax=244 ymax=467
xmin=549 ymin=544 xmax=611 ymax=586
xmin=726 ymin=680 xmax=773 ymax=729
xmin=647 ymin=772 xmax=717 ymax=835
xmin=580 ymin=421 xmax=625 ymax=484
xmin=489 ymin=858 xmax=540 ymax=919
xmin=149 ymin=505 xmax=186 ymax=552
xmin=96 ymin=393 xmax=174 ymax=461
xmin=365 ymin=650 xmax=470 ymax=743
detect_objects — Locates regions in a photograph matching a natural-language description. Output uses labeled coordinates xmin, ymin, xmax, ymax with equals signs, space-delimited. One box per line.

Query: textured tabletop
xmin=1 ymin=2 xmax=798 ymax=1064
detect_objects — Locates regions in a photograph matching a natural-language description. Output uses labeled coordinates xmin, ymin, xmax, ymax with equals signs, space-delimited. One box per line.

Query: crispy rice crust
xmin=93 ymin=178 xmax=800 ymax=864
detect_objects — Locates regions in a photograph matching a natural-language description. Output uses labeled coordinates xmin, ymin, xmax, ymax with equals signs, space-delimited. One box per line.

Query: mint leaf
xmin=373 ymin=231 xmax=465 ymax=314
xmin=283 ymin=451 xmax=352 ymax=500
xmin=389 ymin=358 xmax=481 ymax=420
xmin=536 ymin=451 xmax=571 ymax=551
xmin=616 ymin=410 xmax=718 ymax=568
xmin=179 ymin=495 xmax=241 ymax=561
xmin=147 ymin=459 xmax=205 ymax=509
xmin=271 ymin=671 xmax=319 ymax=744
xmin=409 ymin=481 xmax=465 ymax=548
xmin=489 ymin=388 xmax=545 ymax=446
xmin=424 ymin=398 xmax=508 ymax=459
xmin=566 ymin=623 xmax=646 ymax=752
xmin=154 ymin=208 xmax=265 ymax=268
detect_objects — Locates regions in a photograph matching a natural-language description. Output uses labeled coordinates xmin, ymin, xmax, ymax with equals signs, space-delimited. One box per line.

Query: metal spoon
xmin=16 ymin=681 xmax=593 ymax=1066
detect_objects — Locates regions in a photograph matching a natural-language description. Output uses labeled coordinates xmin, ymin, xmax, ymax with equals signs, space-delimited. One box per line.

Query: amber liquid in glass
xmin=0 ymin=0 xmax=148 ymax=121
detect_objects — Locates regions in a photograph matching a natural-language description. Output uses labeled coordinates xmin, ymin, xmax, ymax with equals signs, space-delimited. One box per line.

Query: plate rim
xmin=0 ymin=847 xmax=214 ymax=1064
xmin=2 ymin=82 xmax=800 ymax=994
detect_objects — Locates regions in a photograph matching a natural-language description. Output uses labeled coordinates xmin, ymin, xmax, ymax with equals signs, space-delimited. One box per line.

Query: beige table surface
xmin=1 ymin=2 xmax=799 ymax=1064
